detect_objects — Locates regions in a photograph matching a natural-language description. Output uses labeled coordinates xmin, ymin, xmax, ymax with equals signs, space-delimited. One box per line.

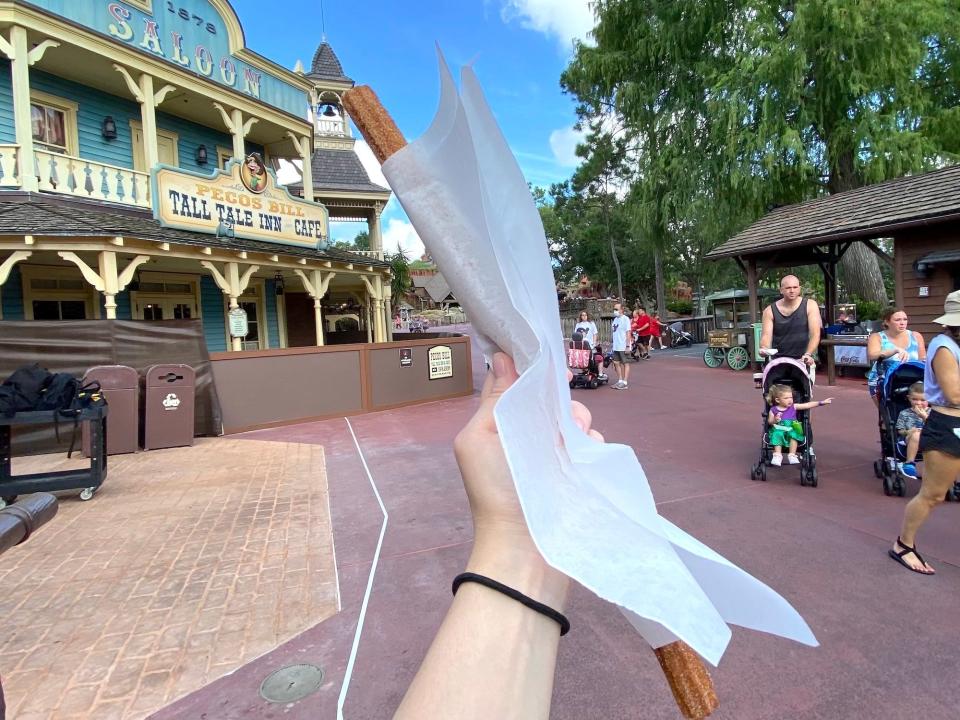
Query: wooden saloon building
xmin=706 ymin=164 xmax=960 ymax=341
xmin=0 ymin=0 xmax=397 ymax=351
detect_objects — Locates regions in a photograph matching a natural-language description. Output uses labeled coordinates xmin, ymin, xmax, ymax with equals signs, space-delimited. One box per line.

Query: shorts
xmin=919 ymin=409 xmax=960 ymax=457
xmin=637 ymin=335 xmax=652 ymax=345
xmin=613 ymin=350 xmax=628 ymax=363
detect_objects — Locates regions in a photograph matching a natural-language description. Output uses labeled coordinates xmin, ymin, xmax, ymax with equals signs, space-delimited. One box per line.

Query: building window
xmin=20 ymin=265 xmax=97 ymax=320
xmin=32 ymin=299 xmax=87 ymax=320
xmin=132 ymin=273 xmax=201 ymax=321
xmin=240 ymin=300 xmax=260 ymax=350
xmin=29 ymin=92 xmax=79 ymax=156
xmin=217 ymin=147 xmax=233 ymax=169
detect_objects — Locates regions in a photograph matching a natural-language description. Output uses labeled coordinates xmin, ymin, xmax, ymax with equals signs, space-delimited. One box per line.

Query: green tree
xmin=564 ymin=0 xmax=960 ymax=304
xmin=331 ymin=230 xmax=371 ymax=252
xmin=388 ymin=248 xmax=412 ymax=300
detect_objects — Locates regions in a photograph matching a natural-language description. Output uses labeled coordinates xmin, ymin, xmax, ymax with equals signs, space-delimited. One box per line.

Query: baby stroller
xmin=751 ymin=356 xmax=819 ymax=487
xmin=874 ymin=361 xmax=924 ymax=497
xmin=666 ymin=321 xmax=693 ymax=348
xmin=568 ymin=333 xmax=608 ymax=389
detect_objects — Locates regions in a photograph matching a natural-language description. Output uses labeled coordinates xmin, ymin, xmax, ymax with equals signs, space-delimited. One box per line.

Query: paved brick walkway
xmin=0 ymin=438 xmax=338 ymax=719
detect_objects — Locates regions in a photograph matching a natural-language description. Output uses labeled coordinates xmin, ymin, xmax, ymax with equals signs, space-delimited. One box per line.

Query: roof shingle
xmin=308 ymin=42 xmax=353 ymax=84
xmin=707 ymin=164 xmax=960 ymax=260
xmin=288 ymin=148 xmax=391 ymax=194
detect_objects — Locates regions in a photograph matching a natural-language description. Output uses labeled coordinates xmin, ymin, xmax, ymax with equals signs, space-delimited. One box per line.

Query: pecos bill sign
xmin=152 ymin=159 xmax=329 ymax=249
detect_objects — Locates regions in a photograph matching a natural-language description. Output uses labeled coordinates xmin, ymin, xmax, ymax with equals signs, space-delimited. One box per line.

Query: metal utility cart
xmin=702 ymin=288 xmax=780 ymax=370
xmin=0 ymin=405 xmax=108 ymax=508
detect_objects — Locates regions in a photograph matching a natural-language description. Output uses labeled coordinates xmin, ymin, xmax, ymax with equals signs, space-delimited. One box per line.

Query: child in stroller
xmin=751 ymin=357 xmax=832 ymax=486
xmin=567 ymin=332 xmax=608 ymax=389
xmin=873 ymin=361 xmax=926 ymax=495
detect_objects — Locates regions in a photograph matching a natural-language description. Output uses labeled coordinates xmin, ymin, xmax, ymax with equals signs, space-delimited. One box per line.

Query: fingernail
xmin=493 ymin=353 xmax=507 ymax=378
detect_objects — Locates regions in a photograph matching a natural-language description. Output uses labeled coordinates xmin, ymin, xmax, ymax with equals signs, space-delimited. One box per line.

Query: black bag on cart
xmin=0 ymin=364 xmax=53 ymax=417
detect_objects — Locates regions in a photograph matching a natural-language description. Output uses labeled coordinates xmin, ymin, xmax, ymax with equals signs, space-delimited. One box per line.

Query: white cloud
xmin=274 ymin=158 xmax=301 ymax=185
xmin=500 ymin=0 xmax=595 ymax=51
xmin=383 ymin=216 xmax=425 ymax=259
xmin=548 ymin=125 xmax=585 ymax=167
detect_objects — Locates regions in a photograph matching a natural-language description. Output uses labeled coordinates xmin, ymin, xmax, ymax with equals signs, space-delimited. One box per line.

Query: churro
xmin=342 ymin=86 xmax=407 ymax=163
xmin=654 ymin=641 xmax=719 ymax=719
xmin=341 ymin=79 xmax=720 ymax=720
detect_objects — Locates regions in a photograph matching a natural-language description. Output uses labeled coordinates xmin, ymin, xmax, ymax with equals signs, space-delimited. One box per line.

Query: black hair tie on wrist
xmin=452 ymin=572 xmax=570 ymax=636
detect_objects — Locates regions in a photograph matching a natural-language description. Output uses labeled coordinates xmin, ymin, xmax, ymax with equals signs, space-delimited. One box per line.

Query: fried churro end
xmin=342 ymin=85 xmax=408 ymax=164
xmin=654 ymin=641 xmax=719 ymax=719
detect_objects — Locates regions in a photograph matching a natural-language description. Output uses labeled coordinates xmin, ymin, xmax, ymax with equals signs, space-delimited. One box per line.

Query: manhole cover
xmin=260 ymin=664 xmax=325 ymax=703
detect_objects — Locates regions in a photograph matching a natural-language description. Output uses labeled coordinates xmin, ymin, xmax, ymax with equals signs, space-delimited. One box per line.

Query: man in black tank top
xmin=759 ymin=275 xmax=822 ymax=366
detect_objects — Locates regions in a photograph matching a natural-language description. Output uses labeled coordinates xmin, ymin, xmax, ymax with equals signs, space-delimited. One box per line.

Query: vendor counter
xmin=209 ymin=335 xmax=473 ymax=433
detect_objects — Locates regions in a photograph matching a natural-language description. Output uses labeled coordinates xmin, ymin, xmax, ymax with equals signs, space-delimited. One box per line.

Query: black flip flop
xmin=888 ymin=536 xmax=934 ymax=575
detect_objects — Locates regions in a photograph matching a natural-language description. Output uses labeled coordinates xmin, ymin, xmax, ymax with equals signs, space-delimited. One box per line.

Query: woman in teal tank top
xmin=866 ymin=308 xmax=926 ymax=406
xmin=890 ymin=294 xmax=960 ymax=574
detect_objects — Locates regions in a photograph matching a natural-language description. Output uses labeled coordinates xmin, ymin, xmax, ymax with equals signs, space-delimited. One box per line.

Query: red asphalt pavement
xmin=152 ymin=332 xmax=960 ymax=720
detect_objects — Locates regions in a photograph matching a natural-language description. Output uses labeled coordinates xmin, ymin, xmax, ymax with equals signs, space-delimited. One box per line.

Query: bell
xmin=321 ymin=104 xmax=337 ymax=117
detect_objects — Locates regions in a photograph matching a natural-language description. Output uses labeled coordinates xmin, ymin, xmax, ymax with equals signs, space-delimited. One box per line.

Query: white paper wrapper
xmin=382 ymin=54 xmax=817 ymax=666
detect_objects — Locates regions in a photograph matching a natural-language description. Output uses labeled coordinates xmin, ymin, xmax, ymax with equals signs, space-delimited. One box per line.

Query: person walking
xmin=610 ymin=303 xmax=631 ymax=389
xmin=759 ymin=274 xmax=821 ymax=365
xmin=889 ymin=291 xmax=960 ymax=575
xmin=866 ymin=307 xmax=926 ymax=407
xmin=631 ymin=307 xmax=652 ymax=360
xmin=649 ymin=312 xmax=665 ymax=350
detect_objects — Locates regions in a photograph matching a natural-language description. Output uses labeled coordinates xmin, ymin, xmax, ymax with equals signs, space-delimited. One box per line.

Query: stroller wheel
xmin=569 ymin=379 xmax=576 ymax=389
xmin=895 ymin=476 xmax=906 ymax=497
xmin=807 ymin=468 xmax=819 ymax=488
xmin=750 ymin=464 xmax=761 ymax=482
xmin=882 ymin=475 xmax=894 ymax=496
xmin=589 ymin=379 xmax=599 ymax=389
xmin=873 ymin=459 xmax=884 ymax=479
xmin=759 ymin=464 xmax=767 ymax=482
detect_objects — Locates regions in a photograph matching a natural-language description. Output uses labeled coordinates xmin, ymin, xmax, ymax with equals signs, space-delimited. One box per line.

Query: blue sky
xmin=231 ymin=0 xmax=594 ymax=256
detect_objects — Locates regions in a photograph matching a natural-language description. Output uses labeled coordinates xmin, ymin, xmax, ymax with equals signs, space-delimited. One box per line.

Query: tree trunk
xmin=829 ymin=150 xmax=889 ymax=305
xmin=654 ymin=245 xmax=666 ymax=315
xmin=605 ymin=203 xmax=623 ymax=301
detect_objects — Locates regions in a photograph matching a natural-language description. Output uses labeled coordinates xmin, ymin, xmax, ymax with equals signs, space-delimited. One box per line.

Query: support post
xmin=746 ymin=257 xmax=759 ymax=370
xmin=1 ymin=27 xmax=38 ymax=190
xmin=369 ymin=202 xmax=384 ymax=258
xmin=214 ymin=104 xmax=258 ymax=161
xmin=288 ymin=133 xmax=314 ymax=202
xmin=201 ymin=260 xmax=259 ymax=351
xmin=293 ymin=269 xmax=335 ymax=346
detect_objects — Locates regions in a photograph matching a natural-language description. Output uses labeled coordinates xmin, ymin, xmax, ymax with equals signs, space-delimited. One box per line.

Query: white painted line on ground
xmin=338 ymin=418 xmax=389 ymax=720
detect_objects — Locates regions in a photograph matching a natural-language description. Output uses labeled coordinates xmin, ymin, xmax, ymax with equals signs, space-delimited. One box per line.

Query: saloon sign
xmin=152 ymin=160 xmax=330 ymax=249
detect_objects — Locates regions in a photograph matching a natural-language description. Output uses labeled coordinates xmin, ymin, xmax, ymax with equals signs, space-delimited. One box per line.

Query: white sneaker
xmin=770 ymin=454 xmax=783 ymax=467
xmin=611 ymin=381 xmax=624 ymax=389
xmin=787 ymin=453 xmax=800 ymax=465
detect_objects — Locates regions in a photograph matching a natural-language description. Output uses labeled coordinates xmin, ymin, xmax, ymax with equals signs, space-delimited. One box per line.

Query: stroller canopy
xmin=881 ymin=360 xmax=925 ymax=400
xmin=762 ymin=357 xmax=814 ymax=401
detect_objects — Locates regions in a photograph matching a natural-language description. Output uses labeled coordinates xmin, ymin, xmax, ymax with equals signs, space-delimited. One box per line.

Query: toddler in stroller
xmin=751 ymin=357 xmax=833 ymax=487
xmin=873 ymin=361 xmax=927 ymax=495
xmin=567 ymin=332 xmax=608 ymax=389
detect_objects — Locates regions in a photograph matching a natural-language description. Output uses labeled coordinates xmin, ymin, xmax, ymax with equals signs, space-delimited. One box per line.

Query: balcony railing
xmin=349 ymin=249 xmax=385 ymax=261
xmin=35 ymin=149 xmax=151 ymax=209
xmin=0 ymin=144 xmax=20 ymax=187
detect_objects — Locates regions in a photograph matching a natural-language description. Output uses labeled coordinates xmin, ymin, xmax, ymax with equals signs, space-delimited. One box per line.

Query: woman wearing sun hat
xmin=889 ymin=290 xmax=960 ymax=574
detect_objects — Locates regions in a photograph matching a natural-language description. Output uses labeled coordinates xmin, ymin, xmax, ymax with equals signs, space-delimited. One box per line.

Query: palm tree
xmin=389 ymin=248 xmax=412 ymax=300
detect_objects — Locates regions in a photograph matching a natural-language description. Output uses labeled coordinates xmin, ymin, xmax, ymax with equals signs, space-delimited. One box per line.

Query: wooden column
xmin=746 ymin=258 xmax=759 ymax=323
xmin=201 ymin=260 xmax=259 ymax=351
xmin=288 ymin=133 xmax=314 ymax=202
xmin=214 ymin=103 xmax=258 ymax=161
xmin=0 ymin=27 xmax=59 ymax=191
xmin=368 ymin=202 xmax=384 ymax=258
xmin=293 ymin=269 xmax=335 ymax=345
xmin=114 ymin=66 xmax=176 ymax=172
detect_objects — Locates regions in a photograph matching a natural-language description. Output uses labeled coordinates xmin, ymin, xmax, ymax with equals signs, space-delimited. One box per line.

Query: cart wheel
xmin=703 ymin=348 xmax=725 ymax=368
xmin=726 ymin=346 xmax=749 ymax=371
xmin=79 ymin=487 xmax=95 ymax=501
xmin=882 ymin=475 xmax=894 ymax=496
xmin=873 ymin=459 xmax=884 ymax=479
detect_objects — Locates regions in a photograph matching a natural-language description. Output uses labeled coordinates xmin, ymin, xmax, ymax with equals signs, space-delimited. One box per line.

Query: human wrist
xmin=468 ymin=524 xmax=570 ymax=612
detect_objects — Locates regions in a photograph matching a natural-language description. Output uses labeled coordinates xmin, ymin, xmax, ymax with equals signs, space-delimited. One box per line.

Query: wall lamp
xmin=195 ymin=144 xmax=209 ymax=165
xmin=274 ymin=271 xmax=285 ymax=295
xmin=914 ymin=260 xmax=931 ymax=279
xmin=101 ymin=116 xmax=117 ymax=140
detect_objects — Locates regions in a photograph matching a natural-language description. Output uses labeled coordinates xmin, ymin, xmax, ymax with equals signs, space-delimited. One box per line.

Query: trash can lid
xmin=83 ymin=365 xmax=139 ymax=390
xmin=144 ymin=364 xmax=196 ymax=387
